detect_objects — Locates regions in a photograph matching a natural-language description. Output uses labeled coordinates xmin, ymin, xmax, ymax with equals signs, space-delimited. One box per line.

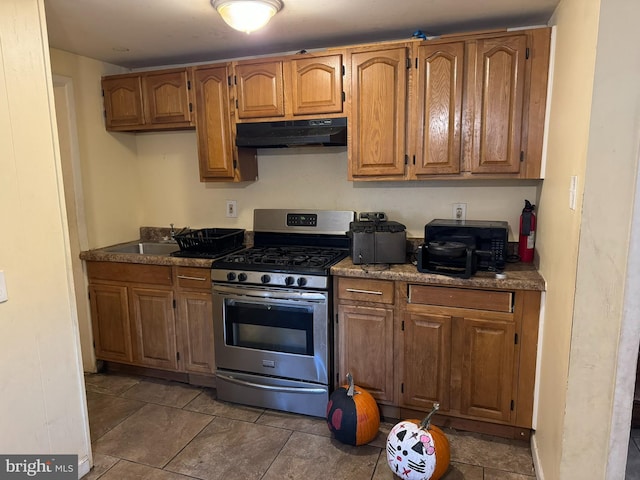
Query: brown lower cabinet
xmin=87 ymin=262 xmax=215 ymax=378
xmin=334 ymin=276 xmax=541 ymax=437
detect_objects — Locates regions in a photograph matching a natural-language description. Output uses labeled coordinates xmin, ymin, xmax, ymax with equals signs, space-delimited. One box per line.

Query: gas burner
xmin=217 ymin=246 xmax=346 ymax=271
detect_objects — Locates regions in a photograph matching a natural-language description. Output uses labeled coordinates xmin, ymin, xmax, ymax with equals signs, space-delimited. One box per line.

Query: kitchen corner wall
xmin=1 ymin=0 xmax=90 ymax=470
xmin=49 ymin=49 xmax=143 ymax=248
xmin=135 ymin=131 xmax=540 ymax=241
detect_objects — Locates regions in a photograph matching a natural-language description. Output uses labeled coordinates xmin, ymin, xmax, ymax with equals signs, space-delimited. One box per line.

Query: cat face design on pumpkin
xmin=386 ymin=421 xmax=436 ymax=479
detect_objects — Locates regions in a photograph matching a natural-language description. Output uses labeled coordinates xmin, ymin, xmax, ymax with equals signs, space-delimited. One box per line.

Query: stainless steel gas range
xmin=211 ymin=209 xmax=354 ymax=417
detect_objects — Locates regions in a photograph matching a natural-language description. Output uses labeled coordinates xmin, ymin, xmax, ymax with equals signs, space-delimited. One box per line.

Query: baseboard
xmin=531 ymin=432 xmax=543 ymax=480
xmin=78 ymin=455 xmax=91 ymax=478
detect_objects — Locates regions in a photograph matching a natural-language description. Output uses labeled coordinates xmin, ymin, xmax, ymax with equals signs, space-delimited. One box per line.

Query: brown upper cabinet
xmin=191 ymin=63 xmax=258 ymax=182
xmin=235 ymin=60 xmax=285 ymax=119
xmin=102 ymin=68 xmax=193 ymax=131
xmin=234 ymin=52 xmax=345 ymax=121
xmin=348 ymin=46 xmax=409 ymax=178
xmin=348 ymin=28 xmax=551 ymax=180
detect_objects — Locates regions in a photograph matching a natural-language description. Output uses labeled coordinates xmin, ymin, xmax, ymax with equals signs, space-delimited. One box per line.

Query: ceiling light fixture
xmin=212 ymin=0 xmax=283 ymax=34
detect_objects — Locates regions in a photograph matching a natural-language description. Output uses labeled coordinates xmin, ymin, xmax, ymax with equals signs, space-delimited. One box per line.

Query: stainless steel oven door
xmin=212 ymin=284 xmax=330 ymax=384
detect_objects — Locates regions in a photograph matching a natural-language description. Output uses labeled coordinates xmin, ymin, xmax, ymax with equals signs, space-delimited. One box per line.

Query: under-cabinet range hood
xmin=235 ymin=117 xmax=347 ymax=148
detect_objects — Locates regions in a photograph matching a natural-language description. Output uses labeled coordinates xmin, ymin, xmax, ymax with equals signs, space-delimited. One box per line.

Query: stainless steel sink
xmin=103 ymin=241 xmax=179 ymax=255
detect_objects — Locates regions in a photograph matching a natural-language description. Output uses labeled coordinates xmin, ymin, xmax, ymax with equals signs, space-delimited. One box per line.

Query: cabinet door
xmin=460 ymin=316 xmax=515 ymax=422
xmin=89 ymin=284 xmax=132 ymax=363
xmin=102 ymin=76 xmax=144 ymax=129
xmin=130 ymin=287 xmax=178 ymax=370
xmin=177 ymin=291 xmax=215 ymax=375
xmin=412 ymin=42 xmax=464 ymax=175
xmin=400 ymin=311 xmax=451 ymax=411
xmin=469 ymin=35 xmax=527 ymax=174
xmin=349 ymin=46 xmax=408 ymax=178
xmin=235 ymin=61 xmax=285 ymax=119
xmin=337 ymin=304 xmax=394 ymax=403
xmin=143 ymin=70 xmax=192 ymax=126
xmin=192 ymin=65 xmax=240 ymax=181
xmin=290 ymin=54 xmax=343 ymax=116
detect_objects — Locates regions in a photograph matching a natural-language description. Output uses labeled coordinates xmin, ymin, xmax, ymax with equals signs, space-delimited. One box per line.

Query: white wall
xmin=533 ymin=0 xmax=599 ymax=477
xmin=560 ymin=0 xmax=640 ymax=476
xmin=0 ymin=0 xmax=91 ymax=475
xmin=49 ymin=49 xmax=142 ymax=248
xmin=535 ymin=0 xmax=640 ymax=477
xmin=134 ymin=131 xmax=540 ymax=241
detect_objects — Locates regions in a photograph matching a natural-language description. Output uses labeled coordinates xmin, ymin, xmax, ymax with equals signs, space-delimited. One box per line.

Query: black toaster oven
xmin=420 ymin=219 xmax=509 ymax=272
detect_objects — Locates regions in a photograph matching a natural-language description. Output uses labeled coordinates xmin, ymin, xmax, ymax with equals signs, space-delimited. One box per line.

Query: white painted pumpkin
xmin=386 ymin=403 xmax=450 ymax=480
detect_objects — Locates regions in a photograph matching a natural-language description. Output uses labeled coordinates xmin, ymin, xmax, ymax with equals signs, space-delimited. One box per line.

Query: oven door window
xmin=224 ymin=299 xmax=314 ymax=356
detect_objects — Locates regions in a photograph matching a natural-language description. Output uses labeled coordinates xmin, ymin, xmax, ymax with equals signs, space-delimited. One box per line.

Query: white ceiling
xmin=44 ymin=0 xmax=559 ymax=69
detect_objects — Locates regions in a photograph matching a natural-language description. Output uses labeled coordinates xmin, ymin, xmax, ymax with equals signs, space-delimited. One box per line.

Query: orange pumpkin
xmin=386 ymin=403 xmax=450 ymax=480
xmin=326 ymin=373 xmax=380 ymax=445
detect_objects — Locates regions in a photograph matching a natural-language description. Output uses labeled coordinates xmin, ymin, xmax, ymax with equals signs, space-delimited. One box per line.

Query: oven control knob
xmin=238 ymin=273 xmax=248 ymax=282
xmin=226 ymin=272 xmax=236 ymax=281
xmin=297 ymin=277 xmax=307 ymax=287
xmin=285 ymin=276 xmax=295 ymax=286
xmin=261 ymin=274 xmax=271 ymax=284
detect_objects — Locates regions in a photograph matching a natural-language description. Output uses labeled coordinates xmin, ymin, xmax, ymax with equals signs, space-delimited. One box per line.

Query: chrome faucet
xmin=170 ymin=223 xmax=176 ymax=239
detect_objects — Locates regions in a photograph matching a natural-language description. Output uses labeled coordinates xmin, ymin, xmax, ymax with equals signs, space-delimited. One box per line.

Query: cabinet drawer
xmin=174 ymin=267 xmax=211 ymax=290
xmin=337 ymin=277 xmax=394 ymax=304
xmin=87 ymin=261 xmax=172 ymax=286
xmin=409 ymin=285 xmax=513 ymax=312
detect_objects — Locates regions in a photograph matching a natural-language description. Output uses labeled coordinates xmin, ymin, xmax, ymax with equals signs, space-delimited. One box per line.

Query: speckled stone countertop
xmin=79 ymin=243 xmax=217 ymax=268
xmin=331 ymin=257 xmax=546 ymax=291
xmin=79 ymin=226 xmax=249 ymax=269
xmin=80 ymin=227 xmax=545 ymax=291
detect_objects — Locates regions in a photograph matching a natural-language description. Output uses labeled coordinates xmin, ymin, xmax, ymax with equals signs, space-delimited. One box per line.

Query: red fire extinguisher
xmin=518 ymin=200 xmax=536 ymax=262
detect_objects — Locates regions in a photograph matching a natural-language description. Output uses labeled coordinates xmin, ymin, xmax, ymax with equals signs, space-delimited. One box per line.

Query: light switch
xmin=569 ymin=175 xmax=578 ymax=210
xmin=0 ymin=271 xmax=7 ymax=303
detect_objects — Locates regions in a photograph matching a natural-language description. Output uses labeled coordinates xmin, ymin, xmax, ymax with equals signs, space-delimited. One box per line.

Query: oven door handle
xmin=212 ymin=284 xmax=327 ymax=302
xmin=216 ymin=372 xmax=327 ymax=394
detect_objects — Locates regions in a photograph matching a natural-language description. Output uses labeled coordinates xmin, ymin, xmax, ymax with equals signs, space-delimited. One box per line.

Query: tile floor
xmin=82 ymin=373 xmax=537 ymax=480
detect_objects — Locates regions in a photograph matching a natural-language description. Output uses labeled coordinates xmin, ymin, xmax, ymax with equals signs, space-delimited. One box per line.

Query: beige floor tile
xmin=367 ymin=421 xmax=395 ymax=449
xmin=483 ymin=468 xmax=536 ymax=480
xmin=257 ymin=409 xmax=332 ymax=437
xmin=98 ymin=460 xmax=195 ymax=480
xmin=86 ymin=391 xmax=145 ymax=441
xmin=121 ymin=378 xmax=201 ymax=408
xmin=372 ymin=450 xmax=398 ymax=480
xmin=165 ymin=416 xmax=292 ymax=480
xmin=84 ymin=373 xmax=140 ymax=395
xmin=183 ymin=389 xmax=264 ymax=422
xmin=93 ymin=403 xmax=212 ymax=468
xmin=374 ymin=444 xmax=480 ymax=480
xmin=442 ymin=462 xmax=485 ymax=480
xmin=447 ymin=430 xmax=535 ymax=476
xmin=376 ymin=456 xmax=484 ymax=480
xmin=80 ymin=453 xmax=119 ymax=479
xmin=261 ymin=431 xmax=380 ymax=480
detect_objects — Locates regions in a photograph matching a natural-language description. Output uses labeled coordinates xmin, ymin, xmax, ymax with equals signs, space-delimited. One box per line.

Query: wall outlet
xmin=453 ymin=203 xmax=467 ymax=221
xmin=226 ymin=200 xmax=237 ymax=218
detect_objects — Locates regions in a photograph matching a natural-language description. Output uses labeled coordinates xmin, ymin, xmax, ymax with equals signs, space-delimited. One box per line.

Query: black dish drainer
xmin=174 ymin=228 xmax=245 ymax=254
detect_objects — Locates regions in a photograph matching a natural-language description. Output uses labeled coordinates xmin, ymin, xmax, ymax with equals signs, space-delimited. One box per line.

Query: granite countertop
xmin=80 ymin=228 xmax=545 ymax=291
xmin=79 ymin=227 xmax=250 ymax=269
xmin=331 ymin=257 xmax=545 ymax=291
xmin=79 ymin=243 xmax=217 ymax=268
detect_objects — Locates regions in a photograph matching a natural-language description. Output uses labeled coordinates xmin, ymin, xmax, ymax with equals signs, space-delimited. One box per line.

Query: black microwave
xmin=424 ymin=219 xmax=509 ymax=271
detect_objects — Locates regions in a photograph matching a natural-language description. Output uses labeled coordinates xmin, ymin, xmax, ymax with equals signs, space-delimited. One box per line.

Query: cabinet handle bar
xmin=345 ymin=288 xmax=383 ymax=295
xmin=177 ymin=275 xmax=207 ymax=281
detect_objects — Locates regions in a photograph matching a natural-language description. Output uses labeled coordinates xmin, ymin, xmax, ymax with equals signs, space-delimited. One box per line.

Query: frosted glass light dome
xmin=212 ymin=0 xmax=283 ymax=34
